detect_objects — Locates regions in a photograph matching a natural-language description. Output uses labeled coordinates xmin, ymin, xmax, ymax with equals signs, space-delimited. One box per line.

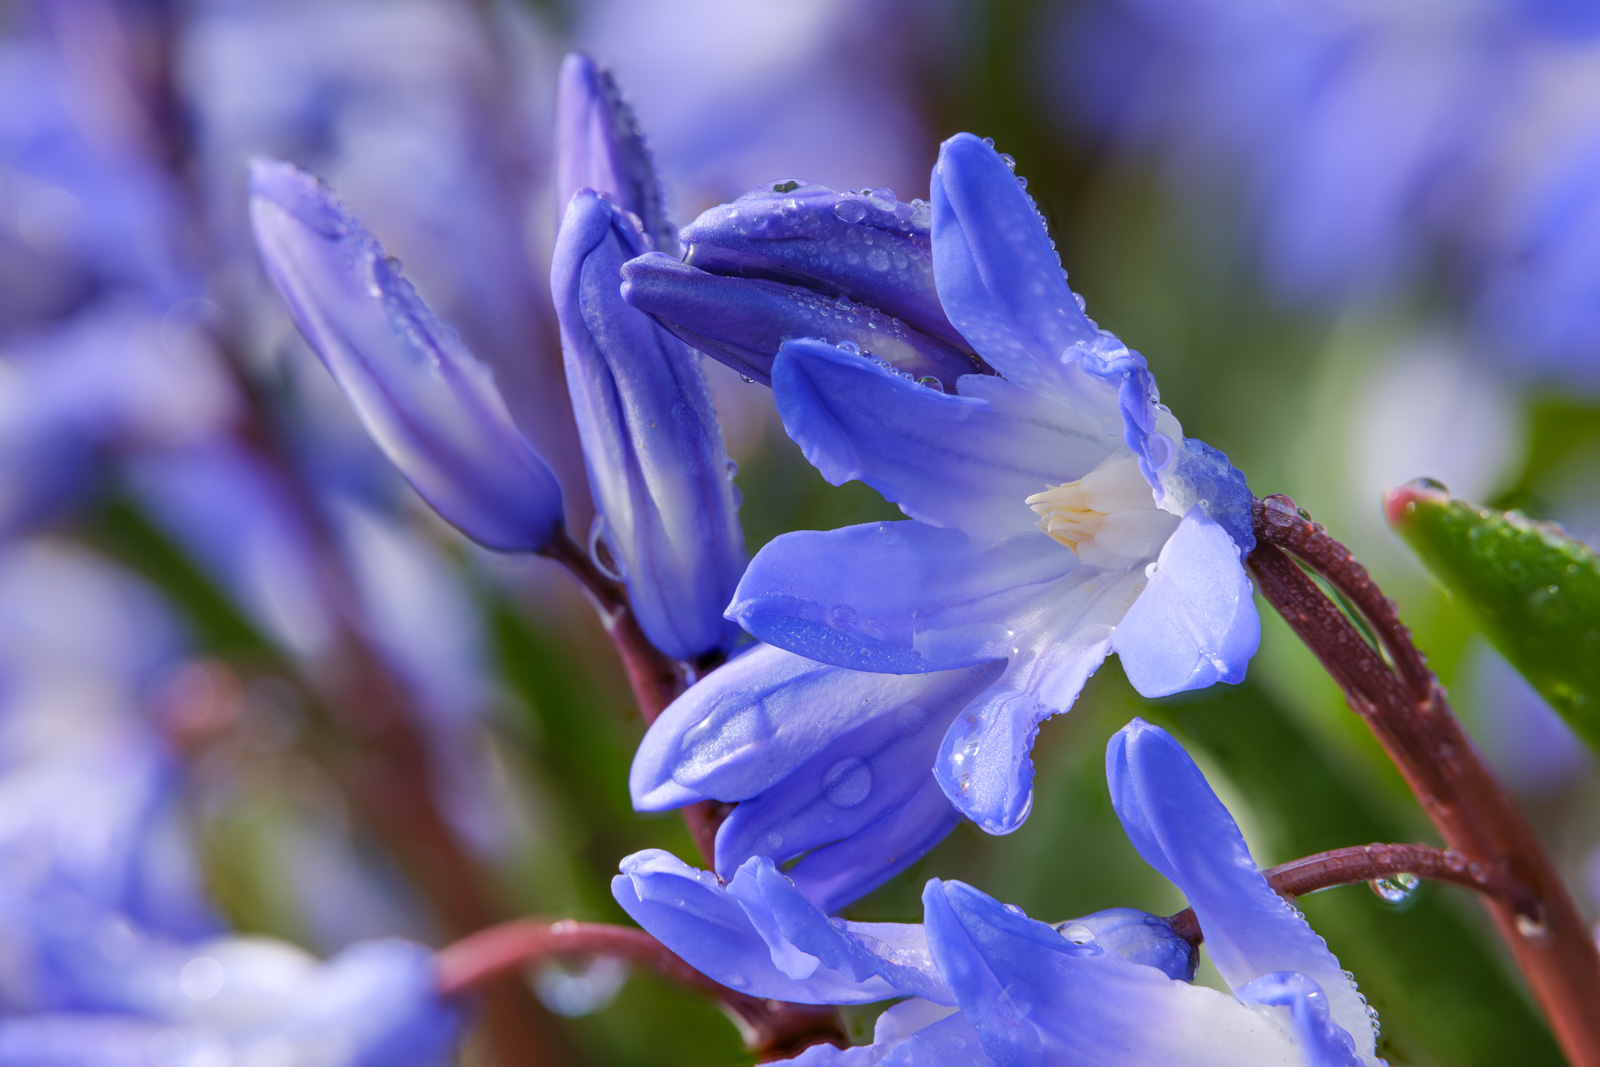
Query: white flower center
xmin=1026 ymin=453 xmax=1180 ymax=569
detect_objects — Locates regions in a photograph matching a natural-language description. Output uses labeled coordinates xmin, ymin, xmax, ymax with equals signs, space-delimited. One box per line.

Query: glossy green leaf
xmin=1386 ymin=480 xmax=1600 ymax=752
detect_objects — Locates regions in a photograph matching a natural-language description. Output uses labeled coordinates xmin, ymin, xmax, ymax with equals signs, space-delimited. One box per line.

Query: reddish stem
xmin=436 ymin=920 xmax=846 ymax=1059
xmin=1250 ymin=495 xmax=1600 ymax=1066
xmin=1164 ymin=842 xmax=1538 ymax=946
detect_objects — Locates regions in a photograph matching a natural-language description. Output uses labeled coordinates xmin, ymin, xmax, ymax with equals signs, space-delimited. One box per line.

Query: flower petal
xmin=680 ymin=180 xmax=967 ymax=350
xmin=1106 ymin=720 xmax=1379 ymax=1063
xmin=728 ymin=859 xmax=950 ymax=1003
xmin=1109 ymin=508 xmax=1259 ymax=698
xmin=723 ymin=775 xmax=960 ymax=915
xmin=630 ymin=644 xmax=999 ymax=809
xmin=554 ymin=53 xmax=673 ymax=253
xmin=248 ymin=159 xmax=563 ymax=552
xmin=923 ymin=880 xmax=1304 ymax=1066
xmin=773 ymin=339 xmax=1115 ymax=542
xmin=730 ymin=520 xmax=1072 ymax=674
xmin=552 ymin=192 xmax=745 ymax=661
xmin=621 ymin=255 xmax=981 ymax=390
xmin=930 ymin=133 xmax=1097 ymax=399
xmin=1238 ymin=973 xmax=1366 ymax=1067
xmin=610 ymin=851 xmax=928 ymax=1005
xmin=933 ymin=566 xmax=1147 ymax=833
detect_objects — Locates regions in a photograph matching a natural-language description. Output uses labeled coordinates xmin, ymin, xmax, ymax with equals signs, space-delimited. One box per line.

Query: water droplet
xmin=725 ymin=459 xmax=740 ymax=480
xmin=981 ymin=136 xmax=995 ymax=148
xmin=868 ymin=187 xmax=896 ymax=209
xmin=822 ymin=757 xmax=872 ymax=807
xmin=739 ymin=374 xmax=756 ymax=384
xmin=999 ymin=152 xmax=1016 ymax=170
xmin=834 ymin=199 xmax=867 ymax=224
xmin=677 ymin=699 xmax=771 ymax=777
xmin=1073 ymin=292 xmax=1087 ymax=312
xmin=1055 ymin=921 xmax=1095 ymax=945
xmin=1412 ymin=477 xmax=1449 ymax=492
xmin=837 ymin=340 xmax=862 ymax=356
xmin=867 ymin=248 xmax=891 ymax=271
xmin=916 ymin=375 xmax=944 ymax=392
xmin=1369 ymin=872 xmax=1419 ymax=904
xmin=1515 ymin=913 xmax=1547 ymax=939
xmin=1144 ymin=561 xmax=1159 ymax=579
xmin=588 ymin=516 xmax=625 ymax=582
xmin=533 ymin=957 xmax=628 ymax=1017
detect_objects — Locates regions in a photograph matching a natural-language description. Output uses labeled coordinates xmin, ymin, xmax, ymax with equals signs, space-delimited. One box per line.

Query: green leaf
xmin=1386 ymin=480 xmax=1600 ymax=751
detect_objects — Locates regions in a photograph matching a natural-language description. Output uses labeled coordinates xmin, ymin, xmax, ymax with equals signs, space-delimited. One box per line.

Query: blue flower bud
xmin=620 ymin=252 xmax=983 ymax=389
xmin=248 ymin=159 xmax=564 ymax=552
xmin=554 ymin=53 xmax=674 ymax=254
xmin=680 ymin=180 xmax=970 ymax=352
xmin=552 ymin=191 xmax=745 ymax=662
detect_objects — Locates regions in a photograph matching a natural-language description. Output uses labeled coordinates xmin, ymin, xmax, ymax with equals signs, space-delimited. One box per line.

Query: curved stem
xmin=1164 ymin=842 xmax=1538 ymax=946
xmin=541 ymin=532 xmax=727 ymax=862
xmin=1250 ymin=495 xmax=1600 ymax=1066
xmin=436 ymin=919 xmax=846 ymax=1059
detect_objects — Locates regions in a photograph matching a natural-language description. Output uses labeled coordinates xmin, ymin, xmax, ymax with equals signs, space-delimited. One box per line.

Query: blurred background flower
xmin=0 ymin=0 xmax=1596 ymax=1064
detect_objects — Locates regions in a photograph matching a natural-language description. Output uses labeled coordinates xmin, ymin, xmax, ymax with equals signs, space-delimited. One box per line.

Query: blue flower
xmin=614 ymin=719 xmax=1380 ymax=1067
xmin=550 ymin=56 xmax=746 ymax=661
xmin=1060 ymin=0 xmax=1600 ymax=386
xmin=630 ymin=642 xmax=1005 ymax=910
xmin=726 ymin=134 xmax=1259 ymax=833
xmin=248 ymin=159 xmax=566 ymax=553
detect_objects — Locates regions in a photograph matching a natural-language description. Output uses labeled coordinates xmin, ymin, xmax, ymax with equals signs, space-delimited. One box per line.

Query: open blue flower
xmin=728 ymin=133 xmax=1259 ymax=834
xmin=614 ymin=719 xmax=1380 ymax=1067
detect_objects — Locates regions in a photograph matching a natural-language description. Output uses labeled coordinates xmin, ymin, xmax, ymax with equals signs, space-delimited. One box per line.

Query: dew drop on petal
xmin=822 ymin=757 xmax=872 ymax=808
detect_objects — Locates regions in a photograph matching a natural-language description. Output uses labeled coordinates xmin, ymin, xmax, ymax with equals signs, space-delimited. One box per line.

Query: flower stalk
xmin=1164 ymin=842 xmax=1539 ymax=947
xmin=436 ymin=920 xmax=846 ymax=1059
xmin=1249 ymin=495 xmax=1600 ymax=1066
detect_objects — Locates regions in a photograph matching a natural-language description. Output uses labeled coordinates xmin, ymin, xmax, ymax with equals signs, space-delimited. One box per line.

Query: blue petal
xmin=1109 ymin=508 xmax=1259 ymax=698
xmin=728 ymin=860 xmax=950 ymax=1004
xmin=630 ymin=646 xmax=1002 ymax=909
xmin=923 ymin=880 xmax=1304 ymax=1066
xmin=632 ymin=645 xmax=992 ymax=806
xmin=930 ymin=133 xmax=1097 ymax=400
xmin=1168 ymin=439 xmax=1257 ymax=555
xmin=932 ymin=565 xmax=1148 ymax=834
xmin=773 ymin=340 xmax=1117 ymax=542
xmin=552 ymin=192 xmax=745 ymax=661
xmin=554 ymin=53 xmax=673 ymax=253
xmin=248 ymin=159 xmax=563 ymax=552
xmin=680 ymin=180 xmax=969 ymax=350
xmin=610 ymin=850 xmax=917 ymax=1004
xmin=762 ymin=777 xmax=961 ymax=915
xmin=1058 ymin=908 xmax=1196 ymax=981
xmin=1106 ymin=720 xmax=1379 ymax=1062
xmin=730 ymin=520 xmax=1072 ymax=674
xmin=621 ymin=256 xmax=982 ymax=390
xmin=777 ymin=1002 xmax=990 ymax=1067
xmin=1238 ymin=973 xmax=1366 ymax=1067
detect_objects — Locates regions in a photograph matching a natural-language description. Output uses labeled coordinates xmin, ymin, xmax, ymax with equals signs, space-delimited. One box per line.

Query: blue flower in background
xmin=726 ymin=134 xmax=1259 ymax=834
xmin=551 ymin=55 xmax=746 ymax=662
xmin=615 ymin=718 xmax=1379 ymax=1066
xmin=249 ymin=159 xmax=566 ymax=554
xmin=1060 ymin=0 xmax=1600 ymax=386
